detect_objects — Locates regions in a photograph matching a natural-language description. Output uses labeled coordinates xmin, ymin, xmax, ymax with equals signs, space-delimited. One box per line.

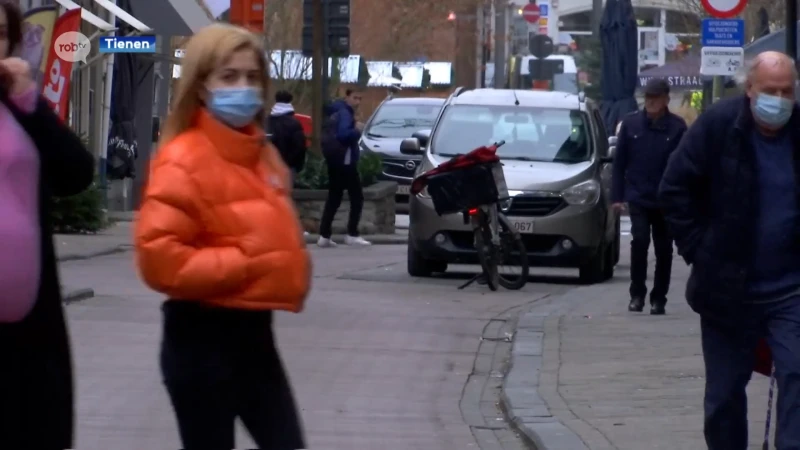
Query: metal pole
xmin=493 ymin=1 xmax=506 ymax=88
xmin=591 ymin=0 xmax=602 ymax=37
xmin=311 ymin=0 xmax=324 ymax=154
xmin=787 ymin=0 xmax=798 ymax=66
xmin=321 ymin=0 xmax=330 ymax=102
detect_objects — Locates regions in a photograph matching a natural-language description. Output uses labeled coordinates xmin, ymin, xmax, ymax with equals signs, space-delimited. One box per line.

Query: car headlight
xmin=561 ymin=180 xmax=600 ymax=205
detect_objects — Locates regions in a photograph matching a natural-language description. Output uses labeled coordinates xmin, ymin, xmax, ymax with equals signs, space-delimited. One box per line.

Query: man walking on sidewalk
xmin=660 ymin=51 xmax=800 ymax=450
xmin=318 ymin=89 xmax=371 ymax=247
xmin=612 ymin=79 xmax=687 ymax=315
xmin=268 ymin=90 xmax=307 ymax=181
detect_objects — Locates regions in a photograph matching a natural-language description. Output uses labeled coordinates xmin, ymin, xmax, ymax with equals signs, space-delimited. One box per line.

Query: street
xmin=58 ymin=243 xmax=578 ymax=450
xmin=55 ymin=227 xmax=777 ymax=450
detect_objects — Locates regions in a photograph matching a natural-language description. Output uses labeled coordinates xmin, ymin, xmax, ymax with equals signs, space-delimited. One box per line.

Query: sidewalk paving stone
xmin=503 ymin=241 xmax=778 ymax=450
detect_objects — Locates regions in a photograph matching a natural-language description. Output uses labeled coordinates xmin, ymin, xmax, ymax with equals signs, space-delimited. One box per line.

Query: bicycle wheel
xmin=496 ymin=214 xmax=529 ymax=290
xmin=473 ymin=213 xmax=499 ymax=291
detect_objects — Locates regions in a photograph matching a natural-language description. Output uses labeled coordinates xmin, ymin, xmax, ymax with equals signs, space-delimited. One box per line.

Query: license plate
xmin=397 ymin=185 xmax=410 ymax=195
xmin=508 ymin=218 xmax=535 ymax=234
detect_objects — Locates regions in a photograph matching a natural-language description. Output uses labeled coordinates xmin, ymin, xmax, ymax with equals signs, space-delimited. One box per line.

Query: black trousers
xmin=319 ymin=163 xmax=363 ymax=238
xmin=0 ymin=294 xmax=74 ymax=450
xmin=160 ymin=301 xmax=305 ymax=450
xmin=628 ymin=205 xmax=673 ymax=302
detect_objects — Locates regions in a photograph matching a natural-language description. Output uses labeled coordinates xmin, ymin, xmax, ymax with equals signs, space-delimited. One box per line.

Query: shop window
xmin=633 ymin=7 xmax=661 ymax=27
xmin=560 ymin=11 xmax=592 ymax=32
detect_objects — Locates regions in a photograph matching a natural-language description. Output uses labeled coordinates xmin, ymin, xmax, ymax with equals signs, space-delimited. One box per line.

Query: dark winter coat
xmin=658 ymin=95 xmax=800 ymax=326
xmin=612 ymin=109 xmax=687 ymax=208
xmin=267 ymin=105 xmax=307 ymax=173
xmin=0 ymin=95 xmax=95 ymax=448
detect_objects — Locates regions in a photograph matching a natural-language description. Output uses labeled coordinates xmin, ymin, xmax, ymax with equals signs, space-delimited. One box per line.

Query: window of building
xmin=666 ymin=11 xmax=701 ymax=34
xmin=560 ymin=11 xmax=592 ymax=33
xmin=634 ymin=7 xmax=661 ymax=27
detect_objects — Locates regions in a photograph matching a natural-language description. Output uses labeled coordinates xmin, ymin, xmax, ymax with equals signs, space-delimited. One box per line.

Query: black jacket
xmin=612 ymin=110 xmax=687 ymax=208
xmin=659 ymin=95 xmax=800 ymax=326
xmin=268 ymin=110 xmax=307 ymax=172
xmin=0 ymin=95 xmax=94 ymax=449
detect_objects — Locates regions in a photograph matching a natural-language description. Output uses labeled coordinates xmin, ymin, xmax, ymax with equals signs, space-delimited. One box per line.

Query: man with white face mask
xmin=660 ymin=51 xmax=800 ymax=449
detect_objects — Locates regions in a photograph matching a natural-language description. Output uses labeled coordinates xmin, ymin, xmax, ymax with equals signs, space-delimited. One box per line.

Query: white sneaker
xmin=344 ymin=235 xmax=372 ymax=246
xmin=317 ymin=237 xmax=337 ymax=248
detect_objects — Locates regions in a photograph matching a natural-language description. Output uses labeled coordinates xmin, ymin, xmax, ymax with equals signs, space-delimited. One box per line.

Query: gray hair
xmin=735 ymin=55 xmax=799 ymax=87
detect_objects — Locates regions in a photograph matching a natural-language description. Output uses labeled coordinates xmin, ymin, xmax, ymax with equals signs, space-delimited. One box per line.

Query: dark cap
xmin=643 ymin=78 xmax=670 ymax=96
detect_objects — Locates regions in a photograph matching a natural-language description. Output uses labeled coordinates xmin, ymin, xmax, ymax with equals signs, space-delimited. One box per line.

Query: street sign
xmin=701 ymin=19 xmax=744 ymax=47
xmin=539 ymin=3 xmax=549 ymax=16
xmin=522 ymin=3 xmax=540 ymax=24
xmin=539 ymin=26 xmax=548 ymax=35
xmin=700 ymin=0 xmax=747 ymax=19
xmin=539 ymin=18 xmax=548 ymax=26
xmin=529 ymin=34 xmax=554 ymax=58
xmin=700 ymin=46 xmax=744 ymax=75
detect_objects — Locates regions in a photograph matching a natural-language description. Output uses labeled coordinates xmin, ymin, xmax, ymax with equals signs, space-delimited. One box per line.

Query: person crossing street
xmin=612 ymin=78 xmax=687 ymax=315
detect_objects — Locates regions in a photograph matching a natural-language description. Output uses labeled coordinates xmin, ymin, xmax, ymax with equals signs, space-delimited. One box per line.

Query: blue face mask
xmin=207 ymin=87 xmax=263 ymax=128
xmin=753 ymin=93 xmax=793 ymax=128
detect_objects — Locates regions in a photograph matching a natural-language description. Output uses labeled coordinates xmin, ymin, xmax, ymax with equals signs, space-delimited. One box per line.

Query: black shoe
xmin=650 ymin=300 xmax=666 ymax=315
xmin=628 ymin=297 xmax=645 ymax=312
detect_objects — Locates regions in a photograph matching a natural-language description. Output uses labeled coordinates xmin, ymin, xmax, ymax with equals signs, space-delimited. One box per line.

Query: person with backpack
xmin=268 ymin=90 xmax=306 ymax=179
xmin=317 ymin=89 xmax=371 ymax=247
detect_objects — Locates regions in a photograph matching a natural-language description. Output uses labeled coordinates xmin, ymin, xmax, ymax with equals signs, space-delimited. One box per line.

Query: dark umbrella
xmin=105 ymin=0 xmax=139 ymax=181
xmin=599 ymin=0 xmax=639 ymax=136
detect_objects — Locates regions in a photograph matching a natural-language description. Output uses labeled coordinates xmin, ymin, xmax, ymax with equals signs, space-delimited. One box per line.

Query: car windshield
xmin=431 ymin=105 xmax=592 ymax=163
xmin=365 ymin=103 xmax=442 ymax=138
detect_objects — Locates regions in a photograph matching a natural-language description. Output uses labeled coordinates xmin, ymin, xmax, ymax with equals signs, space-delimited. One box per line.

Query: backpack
xmin=320 ymin=111 xmax=348 ymax=163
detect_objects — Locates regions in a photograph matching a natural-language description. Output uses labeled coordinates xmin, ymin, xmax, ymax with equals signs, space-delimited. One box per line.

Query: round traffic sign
xmin=700 ymin=0 xmax=746 ymax=18
xmin=522 ymin=3 xmax=541 ymax=24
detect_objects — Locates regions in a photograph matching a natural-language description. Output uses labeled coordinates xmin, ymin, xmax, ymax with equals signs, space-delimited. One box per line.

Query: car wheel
xmin=407 ymin=243 xmax=446 ymax=276
xmin=579 ymin=242 xmax=608 ymax=285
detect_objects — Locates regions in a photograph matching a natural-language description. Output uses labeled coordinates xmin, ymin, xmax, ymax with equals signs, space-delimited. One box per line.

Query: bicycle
xmin=409 ymin=141 xmax=529 ymax=291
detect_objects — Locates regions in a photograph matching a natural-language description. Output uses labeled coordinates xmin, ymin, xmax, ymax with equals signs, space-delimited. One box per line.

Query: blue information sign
xmin=701 ymin=19 xmax=744 ymax=47
xmin=539 ymin=4 xmax=549 ymax=16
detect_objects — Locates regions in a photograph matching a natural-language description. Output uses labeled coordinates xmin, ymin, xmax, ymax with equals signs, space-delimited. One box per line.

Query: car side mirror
xmin=400 ymin=138 xmax=422 ymax=155
xmin=412 ymin=129 xmax=431 ymax=148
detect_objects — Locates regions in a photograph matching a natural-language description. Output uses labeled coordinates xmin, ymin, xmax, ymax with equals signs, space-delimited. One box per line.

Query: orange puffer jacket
xmin=134 ymin=109 xmax=311 ymax=312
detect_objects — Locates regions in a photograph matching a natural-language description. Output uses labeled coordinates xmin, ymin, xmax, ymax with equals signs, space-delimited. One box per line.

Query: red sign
xmin=522 ymin=3 xmax=540 ymax=24
xmin=41 ymin=9 xmax=81 ymax=121
xmin=295 ymin=113 xmax=312 ymax=147
xmin=700 ymin=0 xmax=746 ymax=18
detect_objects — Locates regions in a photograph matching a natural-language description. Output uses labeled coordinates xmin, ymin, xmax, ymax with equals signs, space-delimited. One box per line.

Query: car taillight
xmin=468 ymin=208 xmax=479 ymax=216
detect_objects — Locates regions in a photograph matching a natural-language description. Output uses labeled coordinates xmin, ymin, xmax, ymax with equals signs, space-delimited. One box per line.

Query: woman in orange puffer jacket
xmin=134 ymin=23 xmax=310 ymax=450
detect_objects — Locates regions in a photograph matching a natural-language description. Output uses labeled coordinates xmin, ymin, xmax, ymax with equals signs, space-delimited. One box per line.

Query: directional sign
xmin=701 ymin=19 xmax=744 ymax=47
xmin=700 ymin=46 xmax=744 ymax=76
xmin=700 ymin=0 xmax=747 ymax=19
xmin=522 ymin=3 xmax=540 ymax=24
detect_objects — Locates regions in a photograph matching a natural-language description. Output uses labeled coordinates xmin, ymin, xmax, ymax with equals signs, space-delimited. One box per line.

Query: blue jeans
xmin=702 ymin=296 xmax=800 ymax=450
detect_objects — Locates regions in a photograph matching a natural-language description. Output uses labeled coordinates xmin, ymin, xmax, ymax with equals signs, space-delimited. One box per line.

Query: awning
xmin=131 ymin=0 xmax=213 ymax=35
xmin=53 ymin=0 xmax=213 ymax=35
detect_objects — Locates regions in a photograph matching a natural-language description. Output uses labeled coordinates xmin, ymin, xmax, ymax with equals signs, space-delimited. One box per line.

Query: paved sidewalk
xmin=55 ymin=222 xmax=133 ymax=262
xmin=503 ymin=243 xmax=777 ymax=450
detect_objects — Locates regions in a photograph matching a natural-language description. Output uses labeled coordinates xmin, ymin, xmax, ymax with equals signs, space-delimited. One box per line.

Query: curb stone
xmin=57 ymin=244 xmax=133 ymax=262
xmin=63 ymin=287 xmax=95 ymax=304
xmin=304 ymin=233 xmax=407 ymax=245
xmin=501 ymin=296 xmax=593 ymax=450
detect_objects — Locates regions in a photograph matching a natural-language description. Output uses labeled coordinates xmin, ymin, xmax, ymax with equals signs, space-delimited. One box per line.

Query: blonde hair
xmin=159 ymin=23 xmax=269 ymax=146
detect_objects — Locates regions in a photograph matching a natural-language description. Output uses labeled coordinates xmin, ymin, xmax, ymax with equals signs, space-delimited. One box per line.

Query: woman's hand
xmin=0 ymin=57 xmax=34 ymax=96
